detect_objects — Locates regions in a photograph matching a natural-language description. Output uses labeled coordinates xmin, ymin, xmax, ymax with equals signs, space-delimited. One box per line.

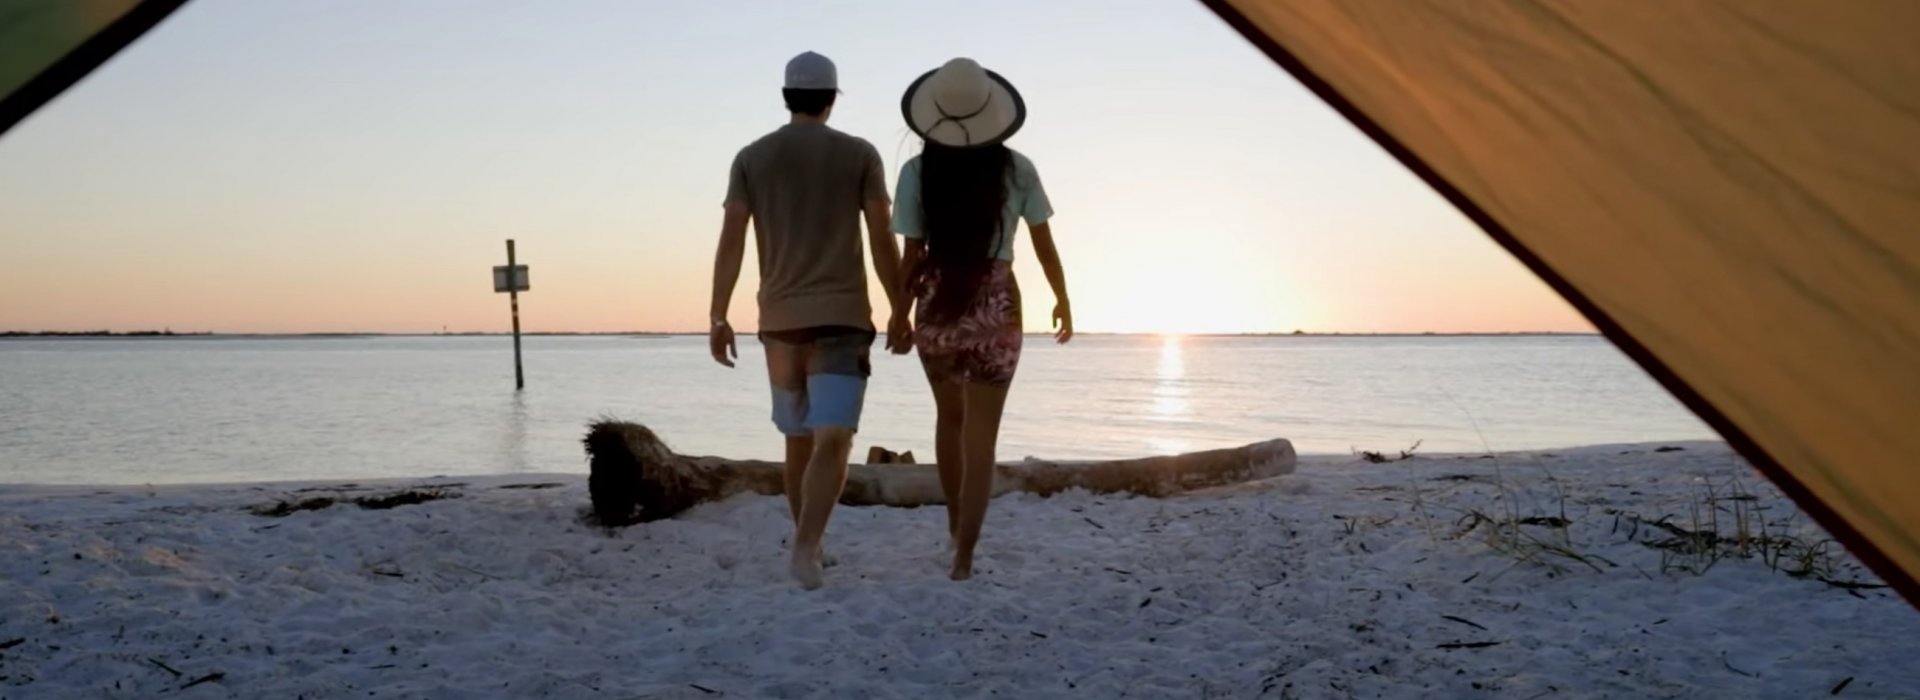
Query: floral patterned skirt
xmin=914 ymin=261 xmax=1022 ymax=386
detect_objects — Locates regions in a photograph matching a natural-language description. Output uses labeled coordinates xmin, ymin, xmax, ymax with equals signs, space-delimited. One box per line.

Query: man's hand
xmin=886 ymin=315 xmax=914 ymax=355
xmin=710 ymin=320 xmax=738 ymax=367
xmin=1052 ymin=301 xmax=1074 ymax=345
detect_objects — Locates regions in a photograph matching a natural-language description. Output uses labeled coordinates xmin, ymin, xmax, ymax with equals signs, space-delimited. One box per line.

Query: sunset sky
xmin=0 ymin=0 xmax=1590 ymax=335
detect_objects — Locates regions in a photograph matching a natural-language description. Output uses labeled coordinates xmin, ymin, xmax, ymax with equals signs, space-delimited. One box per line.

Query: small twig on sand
xmin=148 ymin=658 xmax=183 ymax=677
xmin=1436 ymin=641 xmax=1501 ymax=650
xmin=1441 ymin=615 xmax=1488 ymax=631
xmin=1723 ymin=657 xmax=1755 ymax=678
xmin=448 ymin=563 xmax=502 ymax=581
xmin=1831 ymin=677 xmax=1854 ymax=695
xmin=1083 ymin=517 xmax=1106 ymax=530
xmin=1817 ymin=578 xmax=1888 ymax=591
xmin=180 ymin=672 xmax=226 ymax=690
xmin=368 ymin=565 xmax=405 ymax=578
xmin=0 ymin=638 xmax=24 ymax=650
xmin=689 ymin=683 xmax=720 ymax=695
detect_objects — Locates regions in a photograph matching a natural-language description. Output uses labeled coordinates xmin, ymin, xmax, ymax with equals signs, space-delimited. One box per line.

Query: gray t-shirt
xmin=725 ymin=123 xmax=889 ymax=332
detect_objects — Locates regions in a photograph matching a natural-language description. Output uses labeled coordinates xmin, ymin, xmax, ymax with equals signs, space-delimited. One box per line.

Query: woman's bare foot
xmin=789 ymin=540 xmax=837 ymax=568
xmin=790 ymin=549 xmax=825 ymax=590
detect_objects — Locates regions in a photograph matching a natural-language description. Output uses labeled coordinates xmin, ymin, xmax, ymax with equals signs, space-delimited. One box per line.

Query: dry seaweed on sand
xmin=353 ymin=488 xmax=459 ymax=510
xmin=249 ymin=496 xmax=338 ymax=517
xmin=249 ymin=488 xmax=460 ymax=517
xmin=1358 ymin=440 xmax=1424 ymax=464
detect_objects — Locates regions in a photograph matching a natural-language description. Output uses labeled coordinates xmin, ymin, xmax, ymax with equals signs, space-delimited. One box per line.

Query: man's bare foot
xmin=791 ymin=549 xmax=825 ymax=590
xmin=949 ymin=552 xmax=974 ymax=581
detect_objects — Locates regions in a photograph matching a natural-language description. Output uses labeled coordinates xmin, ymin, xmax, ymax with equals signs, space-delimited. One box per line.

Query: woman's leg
xmin=916 ymin=287 xmax=968 ymax=545
xmin=927 ymin=379 xmax=967 ymax=543
xmin=950 ymin=381 xmax=1010 ymax=580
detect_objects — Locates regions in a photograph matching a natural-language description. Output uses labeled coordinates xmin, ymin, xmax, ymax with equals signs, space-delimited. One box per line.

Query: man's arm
xmin=864 ymin=197 xmax=911 ymax=353
xmin=709 ymin=200 xmax=750 ymax=366
xmin=857 ymin=143 xmax=912 ymax=353
xmin=865 ymin=198 xmax=902 ymax=313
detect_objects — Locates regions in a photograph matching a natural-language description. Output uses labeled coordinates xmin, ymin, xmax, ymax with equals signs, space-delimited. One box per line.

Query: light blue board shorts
xmin=758 ymin=326 xmax=873 ymax=436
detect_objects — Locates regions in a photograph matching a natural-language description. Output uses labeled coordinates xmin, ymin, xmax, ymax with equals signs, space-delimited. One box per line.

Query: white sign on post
xmin=493 ymin=265 xmax=530 ymax=293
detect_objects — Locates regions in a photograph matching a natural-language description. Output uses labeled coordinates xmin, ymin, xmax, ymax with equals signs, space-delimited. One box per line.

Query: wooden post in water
xmin=494 ymin=240 xmax=530 ymax=390
xmin=508 ymin=240 xmax=523 ymax=390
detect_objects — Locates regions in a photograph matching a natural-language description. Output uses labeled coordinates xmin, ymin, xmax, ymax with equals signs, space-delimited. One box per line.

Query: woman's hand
xmin=1052 ymin=300 xmax=1074 ymax=344
xmin=1029 ymin=221 xmax=1072 ymax=346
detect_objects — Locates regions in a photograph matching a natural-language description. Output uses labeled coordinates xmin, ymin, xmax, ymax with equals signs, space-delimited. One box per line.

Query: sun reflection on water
xmin=1148 ymin=335 xmax=1193 ymax=453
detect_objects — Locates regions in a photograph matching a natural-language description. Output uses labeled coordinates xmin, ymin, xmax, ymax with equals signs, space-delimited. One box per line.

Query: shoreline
xmin=0 ymin=441 xmax=1730 ymax=490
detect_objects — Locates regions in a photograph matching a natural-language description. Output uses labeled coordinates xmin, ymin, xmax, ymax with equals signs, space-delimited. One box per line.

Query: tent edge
xmin=1191 ymin=0 xmax=1919 ymax=607
xmin=0 ymin=0 xmax=191 ymax=138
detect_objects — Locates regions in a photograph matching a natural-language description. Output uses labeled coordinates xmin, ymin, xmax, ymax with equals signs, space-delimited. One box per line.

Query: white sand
xmin=2 ymin=443 xmax=1915 ymax=698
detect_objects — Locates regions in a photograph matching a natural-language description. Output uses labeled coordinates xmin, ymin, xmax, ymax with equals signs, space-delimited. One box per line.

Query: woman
xmin=890 ymin=58 xmax=1073 ymax=580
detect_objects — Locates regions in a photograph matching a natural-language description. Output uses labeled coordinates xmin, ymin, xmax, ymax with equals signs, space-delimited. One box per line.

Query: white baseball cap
xmin=784 ymin=51 xmax=839 ymax=91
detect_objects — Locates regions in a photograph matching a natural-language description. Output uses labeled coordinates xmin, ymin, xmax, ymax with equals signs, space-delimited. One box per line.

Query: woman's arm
xmin=890 ymin=239 xmax=926 ymax=353
xmin=896 ymin=240 xmax=926 ymax=317
xmin=1028 ymin=221 xmax=1072 ymax=344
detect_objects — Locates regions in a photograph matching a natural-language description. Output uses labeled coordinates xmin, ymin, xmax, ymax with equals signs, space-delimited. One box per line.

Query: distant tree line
xmin=0 ymin=330 xmax=209 ymax=337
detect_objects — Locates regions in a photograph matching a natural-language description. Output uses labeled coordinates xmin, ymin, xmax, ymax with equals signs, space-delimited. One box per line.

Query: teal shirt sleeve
xmin=1017 ymin=154 xmax=1052 ymax=226
xmin=891 ymin=158 xmax=923 ymax=239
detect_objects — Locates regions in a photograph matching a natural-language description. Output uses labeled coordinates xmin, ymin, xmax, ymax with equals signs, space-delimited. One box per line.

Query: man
xmin=709 ymin=51 xmax=907 ymax=589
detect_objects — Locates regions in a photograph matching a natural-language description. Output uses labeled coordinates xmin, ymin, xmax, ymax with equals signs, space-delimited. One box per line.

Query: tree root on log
xmin=584 ymin=419 xmax=1296 ymax=527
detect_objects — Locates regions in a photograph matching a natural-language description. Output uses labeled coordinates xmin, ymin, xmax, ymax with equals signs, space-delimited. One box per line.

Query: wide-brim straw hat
xmin=901 ymin=58 xmax=1026 ymax=148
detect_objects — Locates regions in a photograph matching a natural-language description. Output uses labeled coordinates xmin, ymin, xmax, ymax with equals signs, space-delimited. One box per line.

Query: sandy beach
xmin=2 ymin=442 xmax=1914 ymax=699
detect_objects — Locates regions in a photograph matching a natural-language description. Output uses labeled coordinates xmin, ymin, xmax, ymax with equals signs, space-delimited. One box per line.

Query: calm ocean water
xmin=0 ymin=335 xmax=1714 ymax=485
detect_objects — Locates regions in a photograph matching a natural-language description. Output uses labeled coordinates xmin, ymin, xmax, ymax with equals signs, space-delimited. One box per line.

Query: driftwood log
xmin=584 ymin=419 xmax=1296 ymax=526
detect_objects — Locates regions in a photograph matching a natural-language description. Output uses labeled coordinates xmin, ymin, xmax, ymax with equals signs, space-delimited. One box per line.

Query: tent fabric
xmin=0 ymin=0 xmax=1915 ymax=605
xmin=0 ymin=0 xmax=183 ymax=136
xmin=1205 ymin=0 xmax=1920 ymax=603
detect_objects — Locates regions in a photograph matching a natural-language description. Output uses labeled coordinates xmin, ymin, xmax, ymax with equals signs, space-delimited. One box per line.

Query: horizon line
xmin=1 ymin=329 xmax=1602 ymax=338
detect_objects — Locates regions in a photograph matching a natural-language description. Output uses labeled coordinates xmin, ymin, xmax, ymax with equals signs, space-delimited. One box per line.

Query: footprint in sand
xmin=985 ymin=549 xmax=1027 ymax=567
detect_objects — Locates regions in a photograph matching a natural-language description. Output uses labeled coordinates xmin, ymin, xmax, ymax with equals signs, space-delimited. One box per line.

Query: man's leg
xmin=786 ymin=332 xmax=870 ymax=589
xmin=782 ymin=436 xmax=813 ymax=525
xmin=763 ymin=336 xmax=813 ymax=527
xmin=790 ymin=426 xmax=853 ymax=589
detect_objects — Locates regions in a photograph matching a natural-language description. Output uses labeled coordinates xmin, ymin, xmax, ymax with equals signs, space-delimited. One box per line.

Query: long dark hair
xmin=914 ymin=143 xmax=1013 ymax=322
